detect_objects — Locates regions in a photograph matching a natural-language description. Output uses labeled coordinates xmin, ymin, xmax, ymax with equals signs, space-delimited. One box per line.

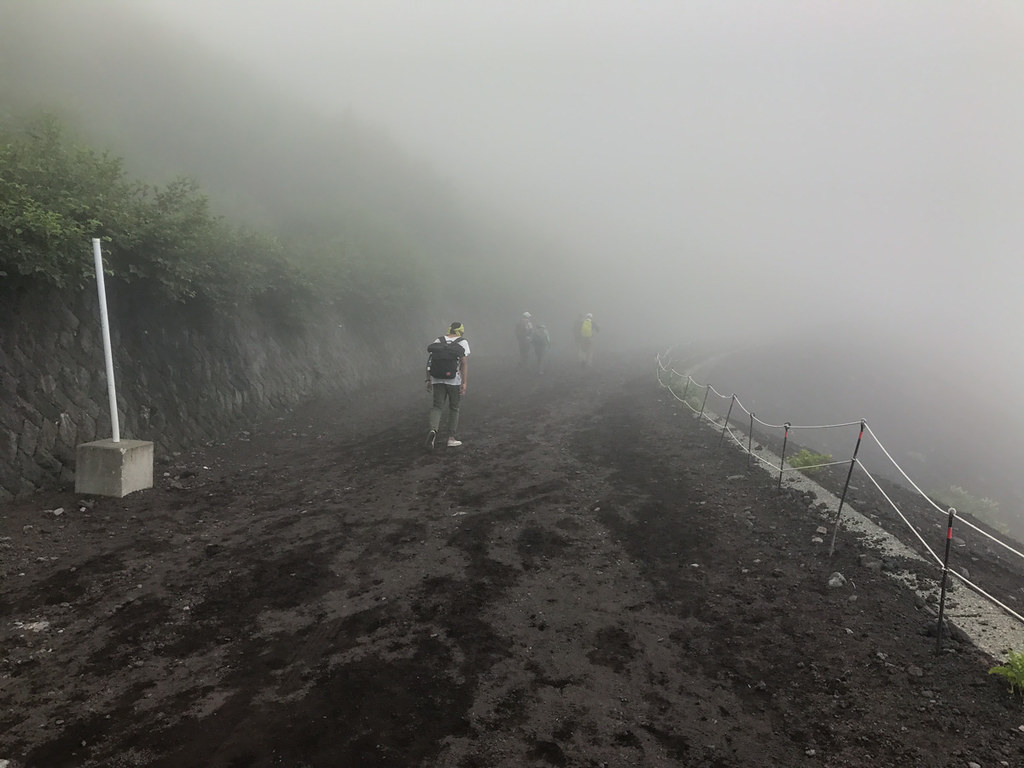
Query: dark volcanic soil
xmin=2 ymin=349 xmax=1024 ymax=768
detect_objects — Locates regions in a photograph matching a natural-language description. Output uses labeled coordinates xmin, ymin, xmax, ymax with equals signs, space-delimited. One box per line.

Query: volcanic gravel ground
xmin=3 ymin=349 xmax=1024 ymax=767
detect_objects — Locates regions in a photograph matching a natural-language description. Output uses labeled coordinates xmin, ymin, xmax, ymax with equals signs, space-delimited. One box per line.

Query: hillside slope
xmin=0 ymin=1 xmax=584 ymax=326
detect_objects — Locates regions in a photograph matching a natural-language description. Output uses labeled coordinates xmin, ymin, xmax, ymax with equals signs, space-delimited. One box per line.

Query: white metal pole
xmin=92 ymin=238 xmax=120 ymax=442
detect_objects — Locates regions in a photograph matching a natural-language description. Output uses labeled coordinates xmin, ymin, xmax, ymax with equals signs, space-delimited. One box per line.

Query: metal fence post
xmin=777 ymin=422 xmax=791 ymax=490
xmin=829 ymin=420 xmax=865 ymax=557
xmin=936 ymin=507 xmax=957 ymax=654
xmin=718 ymin=395 xmax=736 ymax=449
xmin=698 ymin=385 xmax=710 ymax=421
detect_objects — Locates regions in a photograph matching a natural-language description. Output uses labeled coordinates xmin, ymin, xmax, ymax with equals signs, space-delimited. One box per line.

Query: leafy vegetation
xmin=989 ymin=650 xmax=1024 ymax=698
xmin=787 ymin=448 xmax=833 ymax=475
xmin=0 ymin=113 xmax=425 ymax=325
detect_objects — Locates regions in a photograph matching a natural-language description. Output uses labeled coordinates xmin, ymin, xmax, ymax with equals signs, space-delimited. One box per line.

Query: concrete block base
xmin=75 ymin=439 xmax=154 ymax=497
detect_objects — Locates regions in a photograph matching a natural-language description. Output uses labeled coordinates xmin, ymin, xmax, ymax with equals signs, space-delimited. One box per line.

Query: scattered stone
xmin=815 ymin=526 xmax=827 ymax=535
xmin=828 ymin=572 xmax=847 ymax=588
xmin=907 ymin=665 xmax=925 ymax=678
xmin=859 ymin=554 xmax=884 ymax=571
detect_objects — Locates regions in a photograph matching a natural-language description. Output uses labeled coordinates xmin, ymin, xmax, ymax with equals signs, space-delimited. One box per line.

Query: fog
xmin=137 ymin=1 xmax=1024 ymax=350
xmin=5 ymin=2 xmax=1024 ymax=528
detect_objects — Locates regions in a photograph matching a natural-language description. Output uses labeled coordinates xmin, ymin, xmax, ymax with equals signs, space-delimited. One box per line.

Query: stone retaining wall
xmin=0 ymin=284 xmax=411 ymax=500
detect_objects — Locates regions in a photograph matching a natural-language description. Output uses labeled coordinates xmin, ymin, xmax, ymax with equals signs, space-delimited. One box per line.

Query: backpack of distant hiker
xmin=426 ymin=336 xmax=466 ymax=380
xmin=580 ymin=318 xmax=593 ymax=338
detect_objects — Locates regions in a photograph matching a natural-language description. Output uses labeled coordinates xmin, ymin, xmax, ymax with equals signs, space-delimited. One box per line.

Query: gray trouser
xmin=429 ymin=383 xmax=462 ymax=436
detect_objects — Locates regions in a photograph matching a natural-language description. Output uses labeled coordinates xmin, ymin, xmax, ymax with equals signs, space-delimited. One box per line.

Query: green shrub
xmin=989 ymin=650 xmax=1024 ymax=697
xmin=788 ymin=448 xmax=833 ymax=475
xmin=0 ymin=113 xmax=426 ymax=325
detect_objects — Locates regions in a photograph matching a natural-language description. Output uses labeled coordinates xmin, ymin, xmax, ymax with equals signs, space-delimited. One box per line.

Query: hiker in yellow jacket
xmin=576 ymin=313 xmax=599 ymax=367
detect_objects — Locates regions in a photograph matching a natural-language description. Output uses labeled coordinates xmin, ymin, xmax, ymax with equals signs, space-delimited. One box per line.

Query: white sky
xmin=140 ymin=1 xmax=1024 ymax=364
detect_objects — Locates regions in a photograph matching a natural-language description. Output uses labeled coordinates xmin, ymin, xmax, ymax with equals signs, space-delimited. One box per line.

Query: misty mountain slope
xmin=0 ymin=2 xmax=454 ymax=236
xmin=0 ymin=1 xmax=590 ymax=329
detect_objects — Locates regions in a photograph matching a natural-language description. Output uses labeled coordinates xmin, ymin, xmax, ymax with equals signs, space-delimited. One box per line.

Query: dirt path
xmin=2 ymin=350 xmax=1023 ymax=767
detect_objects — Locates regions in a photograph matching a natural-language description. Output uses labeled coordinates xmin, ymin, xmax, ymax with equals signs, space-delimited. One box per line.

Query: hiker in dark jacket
xmin=425 ymin=321 xmax=470 ymax=450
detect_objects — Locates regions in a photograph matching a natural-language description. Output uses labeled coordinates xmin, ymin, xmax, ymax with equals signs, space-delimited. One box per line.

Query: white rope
xmin=779 ymin=459 xmax=850 ymax=473
xmin=653 ymin=353 xmax=1024 ymax=634
xmin=696 ymin=408 xmax=718 ymax=426
xmin=749 ymin=450 xmax=780 ymax=470
xmin=952 ymin=515 xmax=1024 ymax=563
xmin=732 ymin=395 xmax=752 ymax=417
xmin=675 ymin=371 xmax=730 ymax=403
xmin=666 ymin=386 xmax=695 ymax=409
xmin=656 ymin=354 xmax=1024 ymax=559
xmin=862 ymin=423 xmax=948 ymax=516
xmin=724 ymin=424 xmax=746 ymax=448
xmin=657 ymin=375 xmax=695 ymax=410
xmin=859 ymin=425 xmax=1024 ymax=563
xmin=752 ymin=414 xmax=790 ymax=430
xmin=950 ymin=572 xmax=1024 ymax=626
xmin=706 ymin=382 xmax=730 ymax=400
xmin=855 ymin=460 xmax=943 ymax=568
xmin=681 ymin=372 xmax=705 ymax=389
xmin=785 ymin=421 xmax=864 ymax=430
xmin=751 ymin=416 xmax=863 ymax=431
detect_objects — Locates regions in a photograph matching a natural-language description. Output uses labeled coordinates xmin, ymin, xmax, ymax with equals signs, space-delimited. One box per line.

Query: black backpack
xmin=426 ymin=336 xmax=466 ymax=380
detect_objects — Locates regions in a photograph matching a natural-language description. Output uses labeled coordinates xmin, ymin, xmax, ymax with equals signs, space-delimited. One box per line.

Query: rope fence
xmin=655 ymin=350 xmax=1024 ymax=651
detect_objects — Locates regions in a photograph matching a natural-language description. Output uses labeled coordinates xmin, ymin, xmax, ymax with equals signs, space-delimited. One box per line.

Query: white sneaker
xmin=447 ymin=438 xmax=463 ymax=447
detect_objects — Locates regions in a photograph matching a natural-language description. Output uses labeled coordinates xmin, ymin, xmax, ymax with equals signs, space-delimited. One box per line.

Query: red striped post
xmin=777 ymin=422 xmax=791 ymax=490
xmin=829 ymin=420 xmax=865 ymax=557
xmin=936 ymin=507 xmax=957 ymax=654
